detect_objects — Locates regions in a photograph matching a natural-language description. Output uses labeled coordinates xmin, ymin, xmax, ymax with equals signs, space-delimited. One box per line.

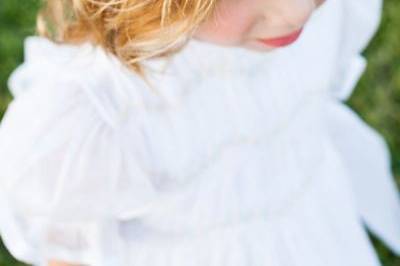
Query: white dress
xmin=0 ymin=0 xmax=399 ymax=265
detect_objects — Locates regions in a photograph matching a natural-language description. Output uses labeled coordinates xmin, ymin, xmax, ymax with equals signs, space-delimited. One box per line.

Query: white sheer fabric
xmin=0 ymin=0 xmax=399 ymax=265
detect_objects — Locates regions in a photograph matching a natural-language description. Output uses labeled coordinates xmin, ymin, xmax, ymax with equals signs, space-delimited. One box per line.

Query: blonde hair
xmin=36 ymin=0 xmax=217 ymax=82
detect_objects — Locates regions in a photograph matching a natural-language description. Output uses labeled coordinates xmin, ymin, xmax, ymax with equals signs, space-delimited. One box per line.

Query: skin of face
xmin=193 ymin=0 xmax=326 ymax=51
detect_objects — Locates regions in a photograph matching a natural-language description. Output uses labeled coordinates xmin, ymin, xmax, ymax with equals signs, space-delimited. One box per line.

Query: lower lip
xmin=257 ymin=28 xmax=303 ymax=47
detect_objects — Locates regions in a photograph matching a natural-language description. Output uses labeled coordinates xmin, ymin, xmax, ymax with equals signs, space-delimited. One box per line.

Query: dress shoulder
xmin=0 ymin=36 xmax=158 ymax=265
xmin=330 ymin=0 xmax=383 ymax=101
xmin=340 ymin=0 xmax=383 ymax=54
xmin=8 ymin=36 xmax=158 ymax=128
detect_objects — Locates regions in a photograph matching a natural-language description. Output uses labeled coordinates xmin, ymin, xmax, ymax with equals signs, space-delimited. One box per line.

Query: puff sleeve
xmin=0 ymin=37 xmax=157 ymax=266
xmin=330 ymin=0 xmax=383 ymax=101
xmin=325 ymin=0 xmax=400 ymax=255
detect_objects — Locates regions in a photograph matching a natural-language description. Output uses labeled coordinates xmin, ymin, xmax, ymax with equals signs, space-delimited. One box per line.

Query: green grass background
xmin=0 ymin=0 xmax=399 ymax=265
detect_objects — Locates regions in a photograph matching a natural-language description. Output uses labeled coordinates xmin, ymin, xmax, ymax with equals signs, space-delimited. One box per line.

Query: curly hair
xmin=36 ymin=0 xmax=218 ymax=81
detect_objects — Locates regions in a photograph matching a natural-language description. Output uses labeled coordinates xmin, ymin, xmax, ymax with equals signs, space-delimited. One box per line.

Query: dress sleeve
xmin=329 ymin=0 xmax=383 ymax=101
xmin=0 ymin=37 xmax=158 ymax=266
xmin=325 ymin=0 xmax=400 ymax=255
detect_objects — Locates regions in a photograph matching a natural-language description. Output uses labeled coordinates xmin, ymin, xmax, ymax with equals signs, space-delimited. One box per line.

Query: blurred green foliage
xmin=0 ymin=0 xmax=41 ymax=112
xmin=0 ymin=0 xmax=399 ymax=265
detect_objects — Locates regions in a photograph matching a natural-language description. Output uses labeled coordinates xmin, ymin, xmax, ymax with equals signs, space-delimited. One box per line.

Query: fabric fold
xmin=324 ymin=100 xmax=400 ymax=255
xmin=0 ymin=51 xmax=158 ymax=265
xmin=326 ymin=0 xmax=400 ymax=255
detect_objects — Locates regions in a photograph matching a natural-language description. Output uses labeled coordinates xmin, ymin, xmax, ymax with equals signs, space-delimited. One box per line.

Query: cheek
xmin=194 ymin=2 xmax=255 ymax=45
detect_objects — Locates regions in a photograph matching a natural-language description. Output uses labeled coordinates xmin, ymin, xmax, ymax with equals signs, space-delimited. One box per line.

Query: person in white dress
xmin=0 ymin=0 xmax=399 ymax=265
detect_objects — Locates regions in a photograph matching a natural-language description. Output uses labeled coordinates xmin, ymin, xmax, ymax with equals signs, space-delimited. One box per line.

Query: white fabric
xmin=0 ymin=0 xmax=399 ymax=265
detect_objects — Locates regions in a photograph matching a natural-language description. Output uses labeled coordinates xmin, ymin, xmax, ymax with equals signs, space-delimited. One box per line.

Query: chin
xmin=240 ymin=41 xmax=277 ymax=52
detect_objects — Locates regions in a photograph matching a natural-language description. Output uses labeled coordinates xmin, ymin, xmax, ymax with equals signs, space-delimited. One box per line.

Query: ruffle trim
xmin=120 ymin=144 xmax=382 ymax=266
xmin=1 ymin=137 xmax=381 ymax=266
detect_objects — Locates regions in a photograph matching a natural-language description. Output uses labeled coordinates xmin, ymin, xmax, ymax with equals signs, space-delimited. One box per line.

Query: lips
xmin=257 ymin=28 xmax=304 ymax=47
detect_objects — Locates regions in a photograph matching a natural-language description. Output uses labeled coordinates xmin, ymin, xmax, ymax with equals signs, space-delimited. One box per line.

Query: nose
xmin=262 ymin=0 xmax=317 ymax=29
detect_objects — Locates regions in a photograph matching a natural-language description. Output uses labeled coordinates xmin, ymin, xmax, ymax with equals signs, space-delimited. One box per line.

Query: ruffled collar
xmin=16 ymin=0 xmax=339 ymax=110
xmin=138 ymin=0 xmax=337 ymax=106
